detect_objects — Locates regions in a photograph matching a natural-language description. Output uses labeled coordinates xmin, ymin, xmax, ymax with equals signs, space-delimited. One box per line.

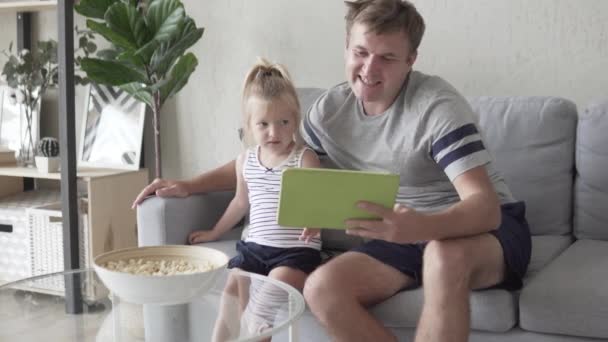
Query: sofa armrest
xmin=136 ymin=191 xmax=243 ymax=246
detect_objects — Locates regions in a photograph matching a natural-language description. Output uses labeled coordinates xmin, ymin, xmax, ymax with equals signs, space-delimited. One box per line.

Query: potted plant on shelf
xmin=35 ymin=137 xmax=60 ymax=173
xmin=74 ymin=0 xmax=204 ymax=178
xmin=1 ymin=40 xmax=58 ymax=167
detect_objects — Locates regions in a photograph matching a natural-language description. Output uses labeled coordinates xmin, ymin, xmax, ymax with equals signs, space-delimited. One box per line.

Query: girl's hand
xmin=299 ymin=228 xmax=320 ymax=244
xmin=188 ymin=230 xmax=218 ymax=245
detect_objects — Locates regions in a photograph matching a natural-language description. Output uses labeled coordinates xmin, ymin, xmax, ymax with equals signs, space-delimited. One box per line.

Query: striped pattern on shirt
xmin=243 ymin=145 xmax=322 ymax=250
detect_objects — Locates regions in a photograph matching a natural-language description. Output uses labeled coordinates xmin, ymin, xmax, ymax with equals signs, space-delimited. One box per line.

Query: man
xmin=133 ymin=1 xmax=531 ymax=341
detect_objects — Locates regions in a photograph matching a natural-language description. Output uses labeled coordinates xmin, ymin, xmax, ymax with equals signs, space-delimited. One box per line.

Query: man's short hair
xmin=345 ymin=0 xmax=425 ymax=53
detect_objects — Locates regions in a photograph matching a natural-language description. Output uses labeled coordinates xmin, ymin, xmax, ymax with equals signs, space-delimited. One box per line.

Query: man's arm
xmin=182 ymin=159 xmax=237 ymax=194
xmin=423 ymin=165 xmax=500 ymax=238
xmin=345 ymin=165 xmax=500 ymax=243
xmin=131 ymin=159 xmax=237 ymax=208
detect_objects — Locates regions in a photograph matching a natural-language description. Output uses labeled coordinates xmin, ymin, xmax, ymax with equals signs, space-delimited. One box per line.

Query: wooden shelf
xmin=0 ymin=166 xmax=143 ymax=180
xmin=0 ymin=1 xmax=57 ymax=12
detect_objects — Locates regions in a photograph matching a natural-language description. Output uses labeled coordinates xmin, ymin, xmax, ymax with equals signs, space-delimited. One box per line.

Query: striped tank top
xmin=243 ymin=145 xmax=322 ymax=250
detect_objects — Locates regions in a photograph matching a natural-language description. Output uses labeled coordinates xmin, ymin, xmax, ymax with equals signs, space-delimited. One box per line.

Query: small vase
xmin=17 ymin=105 xmax=36 ymax=168
xmin=17 ymin=141 xmax=36 ymax=168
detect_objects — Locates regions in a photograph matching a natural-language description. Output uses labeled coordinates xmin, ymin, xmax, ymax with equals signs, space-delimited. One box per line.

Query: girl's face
xmin=247 ymin=97 xmax=298 ymax=155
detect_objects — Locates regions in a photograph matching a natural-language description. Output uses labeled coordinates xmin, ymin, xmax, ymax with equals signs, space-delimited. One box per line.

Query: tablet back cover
xmin=277 ymin=168 xmax=399 ymax=229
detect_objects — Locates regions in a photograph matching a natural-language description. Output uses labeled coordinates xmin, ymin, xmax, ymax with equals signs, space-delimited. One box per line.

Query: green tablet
xmin=277 ymin=168 xmax=400 ymax=229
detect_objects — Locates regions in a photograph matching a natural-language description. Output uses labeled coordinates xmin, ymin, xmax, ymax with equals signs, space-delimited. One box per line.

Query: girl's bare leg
xmin=212 ymin=269 xmax=251 ymax=342
xmin=244 ymin=267 xmax=308 ymax=342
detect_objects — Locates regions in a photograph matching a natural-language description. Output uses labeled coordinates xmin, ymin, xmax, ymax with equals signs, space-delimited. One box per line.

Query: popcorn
xmin=103 ymin=258 xmax=214 ymax=276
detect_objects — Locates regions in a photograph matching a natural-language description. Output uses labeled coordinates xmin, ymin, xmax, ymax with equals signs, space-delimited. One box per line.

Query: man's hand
xmin=299 ymin=228 xmax=321 ymax=244
xmin=345 ymin=202 xmax=426 ymax=243
xmin=188 ymin=230 xmax=219 ymax=245
xmin=131 ymin=178 xmax=190 ymax=209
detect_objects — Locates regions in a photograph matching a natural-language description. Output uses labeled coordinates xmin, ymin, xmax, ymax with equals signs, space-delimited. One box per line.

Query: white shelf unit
xmin=0 ymin=167 xmax=148 ymax=286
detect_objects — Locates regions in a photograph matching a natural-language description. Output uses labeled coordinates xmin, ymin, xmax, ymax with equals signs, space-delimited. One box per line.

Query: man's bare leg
xmin=304 ymin=252 xmax=415 ymax=342
xmin=415 ymin=234 xmax=506 ymax=342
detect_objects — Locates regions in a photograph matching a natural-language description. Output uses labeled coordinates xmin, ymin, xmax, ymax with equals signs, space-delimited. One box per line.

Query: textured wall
xmin=1 ymin=0 xmax=606 ymax=179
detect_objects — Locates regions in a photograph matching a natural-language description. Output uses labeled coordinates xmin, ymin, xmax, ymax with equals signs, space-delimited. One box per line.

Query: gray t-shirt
xmin=300 ymin=71 xmax=515 ymax=212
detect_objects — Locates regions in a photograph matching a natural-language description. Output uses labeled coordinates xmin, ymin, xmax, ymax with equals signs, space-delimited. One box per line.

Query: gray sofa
xmin=137 ymin=89 xmax=608 ymax=341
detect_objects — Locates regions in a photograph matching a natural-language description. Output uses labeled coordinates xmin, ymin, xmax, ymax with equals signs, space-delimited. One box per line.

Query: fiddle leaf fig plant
xmin=75 ymin=0 xmax=204 ymax=178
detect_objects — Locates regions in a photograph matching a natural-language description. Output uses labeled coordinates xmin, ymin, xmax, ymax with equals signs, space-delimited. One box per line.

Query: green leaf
xmin=75 ymin=0 xmax=120 ymax=20
xmin=37 ymin=40 xmax=57 ymax=65
xmin=146 ymin=0 xmax=185 ymax=42
xmin=119 ymin=82 xmax=154 ymax=108
xmin=80 ymin=58 xmax=149 ymax=85
xmin=86 ymin=42 xmax=98 ymax=53
xmin=158 ymin=52 xmax=197 ymax=105
xmin=105 ymin=2 xmax=152 ymax=49
xmin=32 ymin=70 xmax=44 ymax=87
xmin=116 ymin=50 xmax=145 ymax=68
xmin=96 ymin=48 xmax=120 ymax=60
xmin=150 ymin=18 xmax=203 ymax=76
xmin=133 ymin=39 xmax=159 ymax=63
xmin=87 ymin=19 xmax=137 ymax=51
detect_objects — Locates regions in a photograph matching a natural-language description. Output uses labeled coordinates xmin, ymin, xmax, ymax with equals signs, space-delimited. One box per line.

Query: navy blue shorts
xmin=352 ymin=201 xmax=532 ymax=291
xmin=228 ymin=241 xmax=322 ymax=275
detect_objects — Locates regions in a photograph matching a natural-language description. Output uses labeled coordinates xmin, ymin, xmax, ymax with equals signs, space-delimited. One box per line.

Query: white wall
xmin=168 ymin=0 xmax=608 ymax=179
xmin=1 ymin=0 xmax=606 ymax=179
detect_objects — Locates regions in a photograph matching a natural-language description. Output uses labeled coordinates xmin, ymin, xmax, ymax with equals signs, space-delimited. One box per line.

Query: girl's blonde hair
xmin=241 ymin=57 xmax=302 ymax=147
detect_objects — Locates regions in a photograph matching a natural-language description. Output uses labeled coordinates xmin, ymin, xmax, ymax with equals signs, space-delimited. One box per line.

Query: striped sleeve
xmin=427 ymin=99 xmax=491 ymax=181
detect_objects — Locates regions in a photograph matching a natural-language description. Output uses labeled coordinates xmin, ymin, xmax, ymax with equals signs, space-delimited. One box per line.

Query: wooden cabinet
xmin=0 ymin=166 xmax=148 ymax=281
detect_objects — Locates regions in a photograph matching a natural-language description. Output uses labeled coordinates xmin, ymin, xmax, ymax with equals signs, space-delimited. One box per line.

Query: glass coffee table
xmin=0 ymin=268 xmax=305 ymax=341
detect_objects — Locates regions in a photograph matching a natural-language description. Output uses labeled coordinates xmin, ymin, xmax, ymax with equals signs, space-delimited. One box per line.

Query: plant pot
xmin=35 ymin=156 xmax=60 ymax=173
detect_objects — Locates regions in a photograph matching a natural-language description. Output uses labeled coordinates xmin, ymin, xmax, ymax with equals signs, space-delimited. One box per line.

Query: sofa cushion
xmin=525 ymin=235 xmax=572 ymax=281
xmin=520 ymin=239 xmax=608 ymax=339
xmin=197 ymin=239 xmax=238 ymax=259
xmin=370 ymin=287 xmax=517 ymax=333
xmin=574 ymin=100 xmax=608 ymax=240
xmin=297 ymin=88 xmax=326 ymax=113
xmin=468 ymin=97 xmax=577 ymax=236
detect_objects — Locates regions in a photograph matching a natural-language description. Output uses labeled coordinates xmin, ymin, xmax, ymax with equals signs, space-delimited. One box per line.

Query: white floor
xmin=0 ymin=287 xmax=113 ymax=341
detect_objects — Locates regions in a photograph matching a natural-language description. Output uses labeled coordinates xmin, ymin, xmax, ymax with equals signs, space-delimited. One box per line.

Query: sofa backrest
xmin=469 ymin=97 xmax=578 ymax=236
xmin=574 ymin=100 xmax=608 ymax=240
xmin=296 ymin=89 xmax=579 ymax=249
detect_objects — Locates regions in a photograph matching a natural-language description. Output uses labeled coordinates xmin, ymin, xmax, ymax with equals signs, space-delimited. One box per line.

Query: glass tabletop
xmin=0 ymin=268 xmax=305 ymax=342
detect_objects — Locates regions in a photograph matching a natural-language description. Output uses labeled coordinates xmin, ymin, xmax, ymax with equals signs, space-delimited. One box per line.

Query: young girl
xmin=187 ymin=58 xmax=322 ymax=340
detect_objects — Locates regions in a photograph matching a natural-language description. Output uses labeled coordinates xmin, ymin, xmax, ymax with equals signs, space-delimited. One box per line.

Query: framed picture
xmin=78 ymin=83 xmax=146 ymax=170
xmin=0 ymin=85 xmax=40 ymax=154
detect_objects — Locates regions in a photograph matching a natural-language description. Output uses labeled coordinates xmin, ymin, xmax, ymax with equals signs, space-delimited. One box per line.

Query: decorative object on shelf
xmin=77 ymin=83 xmax=145 ymax=170
xmin=35 ymin=136 xmax=60 ymax=173
xmin=1 ymin=40 xmax=58 ymax=167
xmin=75 ymin=0 xmax=204 ymax=178
xmin=0 ymin=85 xmax=40 ymax=166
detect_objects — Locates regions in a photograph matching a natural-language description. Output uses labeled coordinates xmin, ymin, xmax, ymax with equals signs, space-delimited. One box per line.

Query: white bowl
xmin=93 ymin=245 xmax=228 ymax=305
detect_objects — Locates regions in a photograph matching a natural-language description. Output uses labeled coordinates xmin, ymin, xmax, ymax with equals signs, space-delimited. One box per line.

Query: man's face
xmin=345 ymin=22 xmax=417 ymax=115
